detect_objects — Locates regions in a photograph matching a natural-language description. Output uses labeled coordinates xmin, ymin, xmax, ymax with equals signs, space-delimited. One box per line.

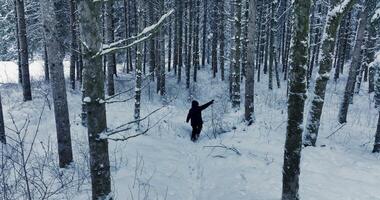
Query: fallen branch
xmin=203 ymin=144 xmax=241 ymax=156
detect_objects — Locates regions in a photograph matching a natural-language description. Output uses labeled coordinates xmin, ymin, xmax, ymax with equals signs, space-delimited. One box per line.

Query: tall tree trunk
xmin=219 ymin=0 xmax=225 ymax=81
xmin=69 ymin=0 xmax=77 ymax=90
xmin=177 ymin=0 xmax=184 ymax=83
xmin=186 ymin=0 xmax=193 ymax=88
xmin=193 ymin=0 xmax=200 ymax=82
xmin=159 ymin=0 xmax=166 ymax=96
xmin=232 ymin=0 xmax=242 ymax=108
xmin=338 ymin=0 xmax=373 ymax=124
xmin=14 ymin=1 xmax=22 ymax=84
xmin=16 ymin=0 xmax=32 ymax=101
xmin=373 ymin=54 xmax=380 ymax=153
xmin=281 ymin=0 xmax=310 ymax=199
xmin=201 ymin=0 xmax=208 ymax=67
xmin=304 ymin=0 xmax=356 ymax=147
xmin=134 ymin=3 xmax=143 ymax=126
xmin=43 ymin=40 xmax=49 ymax=82
xmin=40 ymin=0 xmax=74 ymax=168
xmin=211 ymin=0 xmax=218 ymax=79
xmin=0 ymin=92 xmax=5 ymax=144
xmin=241 ymin=0 xmax=249 ymax=79
xmin=268 ymin=0 xmax=277 ymax=90
xmin=244 ymin=0 xmax=256 ymax=125
xmin=105 ymin=0 xmax=116 ymax=96
xmin=78 ymin=0 xmax=112 ymax=199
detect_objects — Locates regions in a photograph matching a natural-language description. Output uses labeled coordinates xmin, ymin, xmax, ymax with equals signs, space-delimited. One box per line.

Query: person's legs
xmin=195 ymin=125 xmax=202 ymax=140
xmin=191 ymin=126 xmax=197 ymax=141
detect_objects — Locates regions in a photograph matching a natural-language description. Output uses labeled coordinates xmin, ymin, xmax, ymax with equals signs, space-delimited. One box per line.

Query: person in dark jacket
xmin=186 ymin=100 xmax=214 ymax=142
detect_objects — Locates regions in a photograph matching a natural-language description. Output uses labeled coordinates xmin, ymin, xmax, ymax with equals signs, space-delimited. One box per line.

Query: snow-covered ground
xmin=0 ymin=61 xmax=379 ymax=200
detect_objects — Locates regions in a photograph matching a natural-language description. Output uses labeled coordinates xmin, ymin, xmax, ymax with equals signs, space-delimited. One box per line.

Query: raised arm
xmin=200 ymin=100 xmax=214 ymax=110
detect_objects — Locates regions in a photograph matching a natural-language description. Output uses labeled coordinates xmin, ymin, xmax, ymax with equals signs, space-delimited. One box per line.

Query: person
xmin=186 ymin=99 xmax=214 ymax=142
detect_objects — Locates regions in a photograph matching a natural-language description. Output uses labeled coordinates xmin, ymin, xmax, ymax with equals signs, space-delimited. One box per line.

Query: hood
xmin=192 ymin=100 xmax=199 ymax=108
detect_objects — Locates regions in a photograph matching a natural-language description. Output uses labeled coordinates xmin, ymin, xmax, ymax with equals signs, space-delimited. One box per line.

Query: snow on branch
xmin=95 ymin=9 xmax=174 ymax=57
xmin=372 ymin=7 xmax=380 ymax=23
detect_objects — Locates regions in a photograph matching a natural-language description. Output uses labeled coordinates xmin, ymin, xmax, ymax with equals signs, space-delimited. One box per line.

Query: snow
xmin=0 ymin=60 xmax=380 ymax=199
xmin=83 ymin=97 xmax=91 ymax=103
xmin=372 ymin=7 xmax=380 ymax=23
xmin=0 ymin=60 xmax=70 ymax=84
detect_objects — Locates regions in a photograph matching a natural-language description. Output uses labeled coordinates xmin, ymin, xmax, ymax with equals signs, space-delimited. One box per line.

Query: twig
xmin=325 ymin=123 xmax=346 ymax=139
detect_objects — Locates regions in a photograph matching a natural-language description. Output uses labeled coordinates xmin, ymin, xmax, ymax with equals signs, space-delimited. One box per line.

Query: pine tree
xmin=77 ymin=0 xmax=112 ymax=199
xmin=281 ymin=0 xmax=311 ymax=199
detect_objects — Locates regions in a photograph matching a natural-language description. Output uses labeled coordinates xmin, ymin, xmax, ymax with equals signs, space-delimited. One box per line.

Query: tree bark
xmin=281 ymin=0 xmax=310 ymax=199
xmin=105 ymin=0 xmax=116 ymax=96
xmin=338 ymin=0 xmax=373 ymax=124
xmin=69 ymin=0 xmax=77 ymax=90
xmin=78 ymin=0 xmax=112 ymax=199
xmin=15 ymin=0 xmax=32 ymax=101
xmin=232 ymin=0 xmax=242 ymax=108
xmin=244 ymin=0 xmax=256 ymax=125
xmin=40 ymin=0 xmax=74 ymax=168
xmin=0 ymin=92 xmax=5 ymax=144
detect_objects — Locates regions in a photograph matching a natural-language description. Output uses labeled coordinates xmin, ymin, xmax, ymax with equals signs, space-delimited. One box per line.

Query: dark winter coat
xmin=186 ymin=100 xmax=214 ymax=126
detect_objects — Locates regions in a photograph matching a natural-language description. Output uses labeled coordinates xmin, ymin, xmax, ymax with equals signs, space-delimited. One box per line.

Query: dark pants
xmin=191 ymin=124 xmax=202 ymax=142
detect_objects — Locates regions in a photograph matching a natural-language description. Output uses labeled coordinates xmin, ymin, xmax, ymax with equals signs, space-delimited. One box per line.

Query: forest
xmin=0 ymin=0 xmax=380 ymax=199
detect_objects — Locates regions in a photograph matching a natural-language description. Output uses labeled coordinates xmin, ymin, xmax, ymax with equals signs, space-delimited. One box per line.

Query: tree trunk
xmin=43 ymin=40 xmax=50 ymax=82
xmin=373 ymin=54 xmax=380 ymax=153
xmin=232 ymin=0 xmax=242 ymax=108
xmin=0 ymin=92 xmax=5 ymax=144
xmin=78 ymin=0 xmax=112 ymax=199
xmin=304 ymin=0 xmax=356 ymax=147
xmin=219 ymin=0 xmax=225 ymax=81
xmin=69 ymin=0 xmax=77 ymax=90
xmin=201 ymin=0 xmax=208 ymax=67
xmin=177 ymin=0 xmax=184 ymax=83
xmin=244 ymin=0 xmax=256 ymax=125
xmin=281 ymin=0 xmax=310 ymax=199
xmin=16 ymin=0 xmax=32 ymax=101
xmin=193 ymin=0 xmax=200 ymax=82
xmin=14 ymin=1 xmax=22 ymax=84
xmin=105 ymin=0 xmax=116 ymax=96
xmin=211 ymin=0 xmax=218 ymax=79
xmin=338 ymin=1 xmax=372 ymax=124
xmin=40 ymin=0 xmax=74 ymax=168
